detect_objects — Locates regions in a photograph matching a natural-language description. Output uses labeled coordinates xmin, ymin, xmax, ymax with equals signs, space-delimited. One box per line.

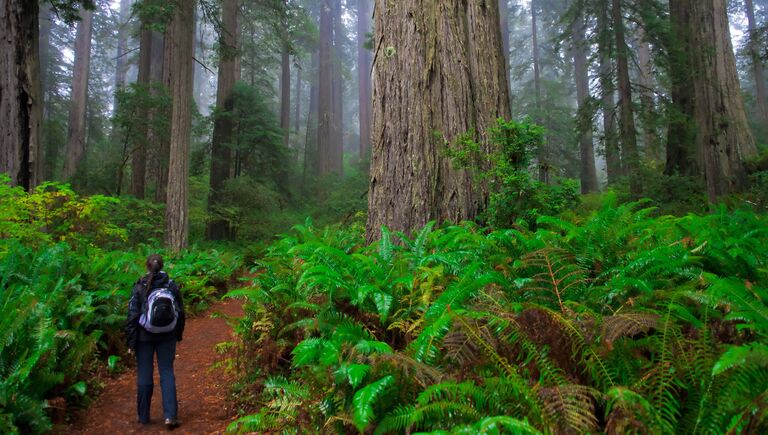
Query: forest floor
xmin=62 ymin=299 xmax=243 ymax=434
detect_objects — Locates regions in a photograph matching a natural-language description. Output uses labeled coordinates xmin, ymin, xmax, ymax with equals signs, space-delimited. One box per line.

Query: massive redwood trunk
xmin=367 ymin=0 xmax=511 ymax=241
xmin=62 ymin=8 xmax=93 ymax=180
xmin=208 ymin=0 xmax=239 ymax=241
xmin=572 ymin=14 xmax=598 ymax=194
xmin=165 ymin=0 xmax=196 ymax=252
xmin=357 ymin=0 xmax=372 ymax=162
xmin=316 ymin=0 xmax=337 ymax=176
xmin=0 ymin=0 xmax=43 ymax=190
xmin=669 ymin=0 xmax=758 ymax=201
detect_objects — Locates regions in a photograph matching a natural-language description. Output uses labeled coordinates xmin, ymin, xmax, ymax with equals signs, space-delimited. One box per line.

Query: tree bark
xmin=165 ymin=0 xmax=196 ymax=252
xmin=357 ymin=0 xmax=372 ymax=163
xmin=115 ymin=0 xmax=131 ymax=107
xmin=599 ymin=0 xmax=620 ymax=184
xmin=612 ymin=0 xmax=640 ymax=194
xmin=63 ymin=8 xmax=93 ymax=180
xmin=746 ymin=0 xmax=768 ymax=125
xmin=572 ymin=14 xmax=599 ymax=194
xmin=304 ymin=49 xmax=319 ymax=185
xmin=367 ymin=0 xmax=512 ymax=241
xmin=0 ymin=0 xmax=42 ymax=190
xmin=669 ymin=0 xmax=758 ymax=201
xmin=131 ymin=25 xmax=152 ymax=199
xmin=499 ymin=0 xmax=512 ymax=109
xmin=208 ymin=0 xmax=239 ymax=241
xmin=317 ymin=0 xmax=336 ymax=176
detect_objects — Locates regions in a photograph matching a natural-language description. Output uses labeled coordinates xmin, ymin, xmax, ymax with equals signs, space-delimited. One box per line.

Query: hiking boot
xmin=164 ymin=418 xmax=179 ymax=430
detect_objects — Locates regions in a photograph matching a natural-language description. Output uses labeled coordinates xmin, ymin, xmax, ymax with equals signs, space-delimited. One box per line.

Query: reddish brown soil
xmin=63 ymin=299 xmax=243 ymax=435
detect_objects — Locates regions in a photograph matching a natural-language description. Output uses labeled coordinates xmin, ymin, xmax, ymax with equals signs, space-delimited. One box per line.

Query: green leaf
xmin=69 ymin=381 xmax=87 ymax=396
xmin=353 ymin=375 xmax=394 ymax=432
xmin=107 ymin=355 xmax=121 ymax=372
xmin=336 ymin=363 xmax=371 ymax=388
xmin=712 ymin=343 xmax=768 ymax=376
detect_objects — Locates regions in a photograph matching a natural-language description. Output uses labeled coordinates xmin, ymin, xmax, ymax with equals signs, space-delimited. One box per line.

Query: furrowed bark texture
xmin=367 ymin=0 xmax=511 ymax=242
xmin=670 ymin=0 xmax=758 ymax=201
xmin=208 ymin=0 xmax=239 ymax=241
xmin=63 ymin=8 xmax=93 ymax=180
xmin=1 ymin=0 xmax=43 ymax=190
xmin=165 ymin=0 xmax=196 ymax=252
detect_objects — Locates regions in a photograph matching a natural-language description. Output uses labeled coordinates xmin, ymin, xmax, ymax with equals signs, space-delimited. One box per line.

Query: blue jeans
xmin=136 ymin=339 xmax=178 ymax=423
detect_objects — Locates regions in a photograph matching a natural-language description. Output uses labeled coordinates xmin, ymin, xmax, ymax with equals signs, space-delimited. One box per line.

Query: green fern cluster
xmin=229 ymin=197 xmax=768 ymax=434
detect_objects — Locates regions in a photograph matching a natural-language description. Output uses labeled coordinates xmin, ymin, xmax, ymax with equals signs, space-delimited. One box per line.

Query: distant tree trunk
xmin=367 ymin=0 xmax=512 ymax=241
xmin=331 ymin=0 xmax=344 ymax=174
xmin=150 ymin=30 xmax=168 ymax=203
xmin=63 ymin=8 xmax=93 ymax=180
xmin=115 ymin=0 xmax=131 ymax=108
xmin=357 ymin=0 xmax=372 ymax=163
xmin=531 ymin=0 xmax=547 ymax=183
xmin=612 ymin=0 xmax=640 ymax=194
xmin=165 ymin=0 xmax=196 ymax=252
xmin=0 ymin=0 xmax=42 ymax=190
xmin=572 ymin=15 xmax=599 ymax=194
xmin=317 ymin=0 xmax=335 ymax=176
xmin=599 ymin=0 xmax=620 ymax=184
xmin=746 ymin=0 xmax=768 ymax=124
xmin=304 ymin=50 xmax=319 ymax=185
xmin=40 ymin=4 xmax=55 ymax=180
xmin=636 ymin=26 xmax=658 ymax=162
xmin=131 ymin=25 xmax=152 ymax=199
xmin=208 ymin=0 xmax=239 ymax=241
xmin=281 ymin=44 xmax=291 ymax=149
xmin=669 ymin=0 xmax=758 ymax=202
xmin=665 ymin=0 xmax=695 ymax=177
xmin=294 ymin=60 xmax=301 ymax=133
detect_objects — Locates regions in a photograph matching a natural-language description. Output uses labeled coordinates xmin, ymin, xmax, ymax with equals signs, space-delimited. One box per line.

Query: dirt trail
xmin=64 ymin=299 xmax=243 ymax=435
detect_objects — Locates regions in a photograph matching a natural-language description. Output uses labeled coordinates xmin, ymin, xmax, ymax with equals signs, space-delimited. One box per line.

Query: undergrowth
xmin=0 ymin=176 xmax=242 ymax=433
xmin=227 ymin=194 xmax=768 ymax=434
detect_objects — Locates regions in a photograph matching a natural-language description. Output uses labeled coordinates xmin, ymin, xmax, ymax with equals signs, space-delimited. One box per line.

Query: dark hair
xmin=145 ymin=254 xmax=164 ymax=294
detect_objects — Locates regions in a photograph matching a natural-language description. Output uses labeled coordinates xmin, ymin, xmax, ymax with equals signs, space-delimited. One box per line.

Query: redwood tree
xmin=367 ymin=0 xmax=511 ymax=241
xmin=63 ymin=8 xmax=93 ymax=180
xmin=572 ymin=12 xmax=598 ymax=194
xmin=165 ymin=0 xmax=196 ymax=252
xmin=357 ymin=0 xmax=372 ymax=162
xmin=1 ymin=0 xmax=43 ymax=190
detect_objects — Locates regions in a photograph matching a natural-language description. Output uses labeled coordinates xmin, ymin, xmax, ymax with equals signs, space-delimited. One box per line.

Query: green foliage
xmin=445 ymin=118 xmax=580 ymax=228
xmin=229 ymin=196 xmax=768 ymax=433
xmin=0 ymin=181 xmax=242 ymax=433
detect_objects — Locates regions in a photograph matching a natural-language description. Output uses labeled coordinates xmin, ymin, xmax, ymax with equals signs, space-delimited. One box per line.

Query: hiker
xmin=125 ymin=254 xmax=185 ymax=429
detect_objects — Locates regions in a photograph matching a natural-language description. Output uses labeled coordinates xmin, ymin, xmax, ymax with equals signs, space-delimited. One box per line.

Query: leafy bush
xmin=445 ymin=118 xmax=580 ymax=228
xmin=227 ymin=200 xmax=768 ymax=434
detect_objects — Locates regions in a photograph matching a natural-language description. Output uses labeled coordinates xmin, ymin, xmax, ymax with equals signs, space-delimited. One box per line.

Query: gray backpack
xmin=139 ymin=286 xmax=179 ymax=333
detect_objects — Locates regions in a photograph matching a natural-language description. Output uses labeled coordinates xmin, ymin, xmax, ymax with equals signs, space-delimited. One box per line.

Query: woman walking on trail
xmin=125 ymin=254 xmax=185 ymax=429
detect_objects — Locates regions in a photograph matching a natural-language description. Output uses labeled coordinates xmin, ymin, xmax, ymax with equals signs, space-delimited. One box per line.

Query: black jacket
xmin=125 ymin=271 xmax=185 ymax=350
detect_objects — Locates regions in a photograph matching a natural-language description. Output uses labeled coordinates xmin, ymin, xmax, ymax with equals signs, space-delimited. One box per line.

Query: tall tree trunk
xmin=331 ymin=0 xmax=344 ymax=174
xmin=63 ymin=8 xmax=93 ymax=180
xmin=531 ymin=0 xmax=547 ymax=183
xmin=499 ymin=0 xmax=512 ymax=109
xmin=40 ymin=4 xmax=55 ymax=181
xmin=165 ymin=0 xmax=196 ymax=252
xmin=636 ymin=26 xmax=658 ymax=162
xmin=572 ymin=14 xmax=599 ymax=194
xmin=665 ymin=0 xmax=695 ymax=176
xmin=208 ymin=0 xmax=239 ymax=241
xmin=599 ymin=0 xmax=620 ymax=184
xmin=131 ymin=25 xmax=152 ymax=199
xmin=150 ymin=30 xmax=168 ymax=203
xmin=304 ymin=50 xmax=319 ymax=186
xmin=669 ymin=0 xmax=758 ymax=202
xmin=294 ymin=59 xmax=301 ymax=133
xmin=746 ymin=0 xmax=768 ymax=124
xmin=612 ymin=0 xmax=640 ymax=194
xmin=0 ymin=0 xmax=42 ymax=190
xmin=367 ymin=0 xmax=512 ymax=241
xmin=281 ymin=44 xmax=291 ymax=149
xmin=115 ymin=0 xmax=131 ymax=107
xmin=317 ymin=0 xmax=335 ymax=176
xmin=357 ymin=0 xmax=372 ymax=163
